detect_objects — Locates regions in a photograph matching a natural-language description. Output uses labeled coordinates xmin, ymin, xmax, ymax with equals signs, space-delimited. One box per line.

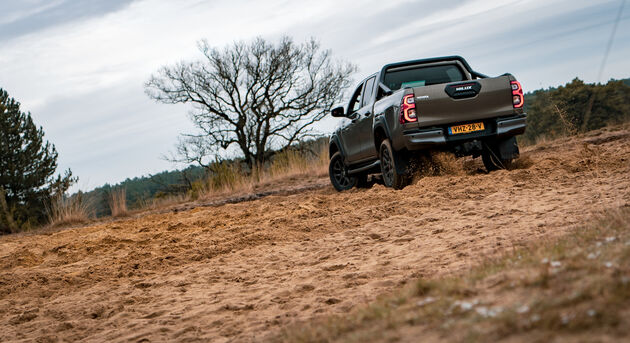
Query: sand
xmin=1 ymin=126 xmax=629 ymax=342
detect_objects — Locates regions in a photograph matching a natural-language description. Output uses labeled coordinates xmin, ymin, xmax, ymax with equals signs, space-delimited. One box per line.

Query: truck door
xmin=355 ymin=76 xmax=377 ymax=160
xmin=340 ymin=82 xmax=365 ymax=163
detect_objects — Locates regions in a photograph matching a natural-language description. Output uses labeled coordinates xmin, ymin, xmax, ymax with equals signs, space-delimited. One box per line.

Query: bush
xmin=522 ymin=78 xmax=630 ymax=144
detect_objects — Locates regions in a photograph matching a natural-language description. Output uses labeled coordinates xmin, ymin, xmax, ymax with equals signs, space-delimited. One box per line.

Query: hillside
xmin=75 ymin=78 xmax=630 ymax=218
xmin=81 ymin=165 xmax=206 ymax=217
xmin=80 ymin=137 xmax=327 ymax=217
xmin=1 ymin=124 xmax=629 ymax=342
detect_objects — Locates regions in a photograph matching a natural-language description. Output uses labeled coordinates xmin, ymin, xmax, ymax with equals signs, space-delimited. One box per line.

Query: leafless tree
xmin=146 ymin=36 xmax=355 ymax=169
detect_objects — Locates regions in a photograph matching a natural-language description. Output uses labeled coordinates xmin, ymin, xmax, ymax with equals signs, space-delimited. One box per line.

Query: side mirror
xmin=331 ymin=106 xmax=345 ymax=117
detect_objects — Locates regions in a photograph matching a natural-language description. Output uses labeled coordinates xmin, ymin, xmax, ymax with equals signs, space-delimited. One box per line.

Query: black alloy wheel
xmin=379 ymin=139 xmax=408 ymax=190
xmin=329 ymin=152 xmax=357 ymax=191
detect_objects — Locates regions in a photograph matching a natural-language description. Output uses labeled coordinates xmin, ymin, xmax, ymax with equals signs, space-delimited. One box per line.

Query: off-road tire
xmin=329 ymin=152 xmax=358 ymax=191
xmin=380 ymin=139 xmax=409 ymax=190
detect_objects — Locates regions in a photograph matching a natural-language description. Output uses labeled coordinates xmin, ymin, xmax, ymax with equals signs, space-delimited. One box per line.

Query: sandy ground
xmin=1 ymin=126 xmax=629 ymax=342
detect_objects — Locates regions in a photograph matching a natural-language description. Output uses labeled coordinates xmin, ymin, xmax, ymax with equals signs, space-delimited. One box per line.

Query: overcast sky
xmin=1 ymin=0 xmax=629 ymax=191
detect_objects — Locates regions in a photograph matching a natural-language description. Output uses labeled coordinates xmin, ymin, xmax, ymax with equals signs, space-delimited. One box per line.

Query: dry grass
xmin=108 ymin=188 xmax=128 ymax=217
xmin=134 ymin=193 xmax=191 ymax=212
xmin=276 ymin=207 xmax=630 ymax=342
xmin=46 ymin=193 xmax=92 ymax=227
xmin=264 ymin=142 xmax=329 ymax=182
xmin=269 ymin=149 xmax=318 ymax=177
xmin=75 ymin=142 xmax=328 ymax=217
xmin=190 ymin=141 xmax=329 ymax=200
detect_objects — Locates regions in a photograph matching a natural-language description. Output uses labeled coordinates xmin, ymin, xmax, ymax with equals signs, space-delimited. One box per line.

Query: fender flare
xmin=373 ymin=116 xmax=392 ymax=149
xmin=329 ymin=135 xmax=348 ymax=164
xmin=374 ymin=115 xmax=410 ymax=176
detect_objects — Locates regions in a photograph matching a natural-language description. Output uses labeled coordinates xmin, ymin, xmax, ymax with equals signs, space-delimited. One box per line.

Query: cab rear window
xmin=384 ymin=64 xmax=465 ymax=91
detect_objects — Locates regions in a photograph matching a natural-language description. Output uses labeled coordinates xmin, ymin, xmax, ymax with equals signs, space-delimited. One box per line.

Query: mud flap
xmin=498 ymin=136 xmax=520 ymax=160
xmin=394 ymin=149 xmax=412 ymax=176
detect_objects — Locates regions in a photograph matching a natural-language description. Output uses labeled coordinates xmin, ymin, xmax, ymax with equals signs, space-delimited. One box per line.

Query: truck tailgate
xmin=410 ymin=75 xmax=514 ymax=128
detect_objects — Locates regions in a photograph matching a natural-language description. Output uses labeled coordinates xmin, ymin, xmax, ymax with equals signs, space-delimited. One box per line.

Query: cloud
xmin=0 ymin=0 xmax=628 ymax=190
xmin=368 ymin=0 xmax=520 ymax=47
xmin=0 ymin=0 xmax=65 ymax=26
xmin=0 ymin=0 xmax=137 ymax=41
xmin=36 ymin=83 xmax=195 ymax=191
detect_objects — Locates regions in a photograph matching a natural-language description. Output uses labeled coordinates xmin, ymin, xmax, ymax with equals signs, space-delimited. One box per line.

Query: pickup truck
xmin=328 ymin=56 xmax=526 ymax=191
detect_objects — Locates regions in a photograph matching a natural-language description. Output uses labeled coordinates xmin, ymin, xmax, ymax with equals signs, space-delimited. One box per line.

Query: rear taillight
xmin=511 ymin=80 xmax=524 ymax=108
xmin=399 ymin=94 xmax=417 ymax=124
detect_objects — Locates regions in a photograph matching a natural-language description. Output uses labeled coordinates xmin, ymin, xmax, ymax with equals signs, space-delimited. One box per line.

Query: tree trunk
xmin=0 ymin=187 xmax=18 ymax=234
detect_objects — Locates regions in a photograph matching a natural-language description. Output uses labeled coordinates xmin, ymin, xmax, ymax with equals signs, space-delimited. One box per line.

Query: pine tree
xmin=0 ymin=88 xmax=76 ymax=233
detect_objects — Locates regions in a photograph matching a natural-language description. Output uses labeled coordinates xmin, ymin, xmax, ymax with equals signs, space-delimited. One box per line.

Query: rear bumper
xmin=497 ymin=116 xmax=527 ymax=137
xmin=401 ymin=114 xmax=526 ymax=150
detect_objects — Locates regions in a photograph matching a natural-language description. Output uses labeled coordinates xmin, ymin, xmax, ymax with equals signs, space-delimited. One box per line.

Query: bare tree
xmin=146 ymin=36 xmax=355 ymax=169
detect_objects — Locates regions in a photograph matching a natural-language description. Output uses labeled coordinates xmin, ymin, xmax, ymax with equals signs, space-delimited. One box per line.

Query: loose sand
xmin=1 ymin=126 xmax=629 ymax=342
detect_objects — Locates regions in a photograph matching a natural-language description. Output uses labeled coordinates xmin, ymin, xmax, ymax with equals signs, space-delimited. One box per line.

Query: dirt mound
xmin=1 ymin=126 xmax=629 ymax=342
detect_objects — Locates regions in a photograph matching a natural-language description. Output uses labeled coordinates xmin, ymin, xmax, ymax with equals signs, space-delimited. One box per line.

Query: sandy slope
xmin=1 ymin=126 xmax=629 ymax=342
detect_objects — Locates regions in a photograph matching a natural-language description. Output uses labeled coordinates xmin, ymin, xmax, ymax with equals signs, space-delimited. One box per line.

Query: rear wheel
xmin=482 ymin=142 xmax=513 ymax=171
xmin=380 ymin=139 xmax=409 ymax=190
xmin=329 ymin=152 xmax=357 ymax=191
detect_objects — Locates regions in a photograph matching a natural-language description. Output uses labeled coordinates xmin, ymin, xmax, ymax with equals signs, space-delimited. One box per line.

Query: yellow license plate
xmin=449 ymin=122 xmax=485 ymax=135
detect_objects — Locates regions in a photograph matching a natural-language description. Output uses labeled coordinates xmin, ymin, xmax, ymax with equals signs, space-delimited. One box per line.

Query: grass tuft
xmin=46 ymin=192 xmax=92 ymax=227
xmin=108 ymin=188 xmax=128 ymax=217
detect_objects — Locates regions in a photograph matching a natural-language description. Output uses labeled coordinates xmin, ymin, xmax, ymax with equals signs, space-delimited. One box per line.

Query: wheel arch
xmin=329 ymin=137 xmax=341 ymax=160
xmin=374 ymin=121 xmax=411 ymax=177
xmin=373 ymin=124 xmax=389 ymax=152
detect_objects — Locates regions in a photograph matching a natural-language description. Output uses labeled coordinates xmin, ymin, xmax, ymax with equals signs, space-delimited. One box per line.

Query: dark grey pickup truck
xmin=328 ymin=56 xmax=526 ymax=191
